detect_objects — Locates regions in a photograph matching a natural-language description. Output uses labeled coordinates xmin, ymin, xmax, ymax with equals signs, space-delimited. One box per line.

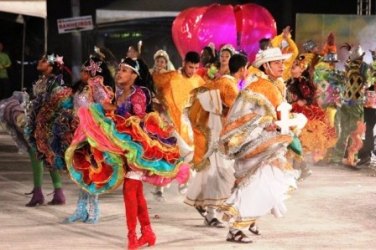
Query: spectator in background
xmin=0 ymin=42 xmax=12 ymax=99
xmin=259 ymin=38 xmax=272 ymax=50
xmin=149 ymin=49 xmax=175 ymax=75
xmin=127 ymin=44 xmax=140 ymax=60
xmin=125 ymin=43 xmax=155 ymax=94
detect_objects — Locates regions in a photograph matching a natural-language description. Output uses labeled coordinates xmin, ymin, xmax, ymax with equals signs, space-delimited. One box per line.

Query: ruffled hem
xmin=34 ymin=87 xmax=74 ymax=169
xmin=66 ymin=140 xmax=125 ymax=195
xmin=0 ymin=95 xmax=29 ymax=153
xmin=291 ymin=103 xmax=337 ymax=161
xmin=220 ymin=164 xmax=293 ymax=229
xmin=65 ymin=103 xmax=189 ymax=194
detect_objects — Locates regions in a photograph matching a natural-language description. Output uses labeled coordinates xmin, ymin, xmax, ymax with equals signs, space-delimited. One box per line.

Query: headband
xmin=119 ymin=59 xmax=140 ymax=76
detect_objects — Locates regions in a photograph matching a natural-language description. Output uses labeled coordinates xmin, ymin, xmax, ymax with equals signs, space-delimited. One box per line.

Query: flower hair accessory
xmin=84 ymin=59 xmax=103 ymax=77
xmin=46 ymin=53 xmax=64 ymax=66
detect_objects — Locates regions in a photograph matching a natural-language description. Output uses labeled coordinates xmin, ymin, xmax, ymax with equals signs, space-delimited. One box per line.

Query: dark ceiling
xmin=0 ymin=0 xmax=368 ymax=90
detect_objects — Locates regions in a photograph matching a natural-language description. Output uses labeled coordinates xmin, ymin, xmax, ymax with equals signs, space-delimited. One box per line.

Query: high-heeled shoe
xmin=47 ymin=188 xmax=66 ymax=205
xmin=138 ymin=225 xmax=156 ymax=247
xmin=85 ymin=194 xmax=100 ymax=224
xmin=63 ymin=190 xmax=88 ymax=224
xmin=25 ymin=187 xmax=45 ymax=207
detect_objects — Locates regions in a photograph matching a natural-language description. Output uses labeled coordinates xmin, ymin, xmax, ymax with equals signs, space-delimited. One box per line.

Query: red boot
xmin=124 ymin=179 xmax=140 ymax=249
xmin=134 ymin=179 xmax=156 ymax=247
xmin=128 ymin=231 xmax=139 ymax=250
xmin=138 ymin=225 xmax=156 ymax=247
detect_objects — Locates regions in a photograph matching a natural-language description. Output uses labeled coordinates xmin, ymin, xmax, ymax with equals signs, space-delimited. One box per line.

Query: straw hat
xmin=253 ymin=47 xmax=291 ymax=68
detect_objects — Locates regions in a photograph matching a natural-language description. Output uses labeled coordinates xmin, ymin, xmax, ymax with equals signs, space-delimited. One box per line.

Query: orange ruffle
xmin=72 ymin=146 xmax=115 ymax=189
xmin=114 ymin=112 xmax=181 ymax=163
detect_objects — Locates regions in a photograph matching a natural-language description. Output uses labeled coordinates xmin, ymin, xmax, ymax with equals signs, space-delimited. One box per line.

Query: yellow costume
xmin=185 ymin=75 xmax=238 ymax=208
xmin=247 ymin=65 xmax=263 ymax=78
xmin=271 ymin=33 xmax=299 ymax=81
xmin=246 ymin=76 xmax=283 ymax=109
xmin=188 ymin=75 xmax=239 ymax=170
xmin=153 ymin=70 xmax=204 ymax=146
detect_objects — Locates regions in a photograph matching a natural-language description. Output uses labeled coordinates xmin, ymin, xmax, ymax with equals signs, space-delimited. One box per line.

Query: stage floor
xmin=0 ymin=132 xmax=375 ymax=250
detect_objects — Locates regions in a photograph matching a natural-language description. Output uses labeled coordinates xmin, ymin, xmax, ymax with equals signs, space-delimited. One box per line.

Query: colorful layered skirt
xmin=26 ymin=87 xmax=75 ymax=170
xmin=65 ymin=103 xmax=190 ymax=195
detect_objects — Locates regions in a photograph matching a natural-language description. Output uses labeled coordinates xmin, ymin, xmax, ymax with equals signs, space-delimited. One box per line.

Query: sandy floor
xmin=0 ymin=132 xmax=375 ymax=250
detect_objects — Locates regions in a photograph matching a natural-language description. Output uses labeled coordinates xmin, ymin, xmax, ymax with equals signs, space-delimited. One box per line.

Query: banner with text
xmin=57 ymin=15 xmax=93 ymax=34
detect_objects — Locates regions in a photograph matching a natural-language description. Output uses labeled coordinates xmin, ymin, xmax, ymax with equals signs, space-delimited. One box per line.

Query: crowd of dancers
xmin=1 ymin=25 xmax=376 ymax=249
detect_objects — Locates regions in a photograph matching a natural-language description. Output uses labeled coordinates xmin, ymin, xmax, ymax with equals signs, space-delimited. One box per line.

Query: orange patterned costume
xmin=188 ymin=75 xmax=239 ymax=170
xmin=153 ymin=71 xmax=205 ymax=146
xmin=185 ymin=75 xmax=238 ymax=209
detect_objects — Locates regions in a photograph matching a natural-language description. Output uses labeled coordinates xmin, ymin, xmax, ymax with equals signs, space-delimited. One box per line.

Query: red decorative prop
xmin=172 ymin=3 xmax=276 ymax=62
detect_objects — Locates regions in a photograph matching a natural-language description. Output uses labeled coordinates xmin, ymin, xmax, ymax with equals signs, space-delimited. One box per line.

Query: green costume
xmin=331 ymin=55 xmax=369 ymax=163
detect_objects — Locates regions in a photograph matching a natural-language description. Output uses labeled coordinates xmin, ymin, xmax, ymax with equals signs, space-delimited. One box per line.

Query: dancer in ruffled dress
xmin=24 ymin=53 xmax=72 ymax=206
xmin=286 ymin=56 xmax=336 ymax=171
xmin=64 ymin=56 xmax=115 ymax=224
xmin=65 ymin=58 xmax=189 ymax=249
xmin=0 ymin=91 xmax=29 ymax=154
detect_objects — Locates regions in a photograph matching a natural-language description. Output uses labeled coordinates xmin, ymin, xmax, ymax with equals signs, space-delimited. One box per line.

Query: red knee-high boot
xmin=124 ymin=178 xmax=139 ymax=250
xmin=136 ymin=181 xmax=156 ymax=247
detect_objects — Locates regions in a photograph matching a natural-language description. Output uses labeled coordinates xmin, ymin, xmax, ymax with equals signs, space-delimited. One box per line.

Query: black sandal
xmin=226 ymin=230 xmax=253 ymax=243
xmin=249 ymin=222 xmax=260 ymax=235
xmin=195 ymin=206 xmax=207 ymax=218
xmin=204 ymin=217 xmax=225 ymax=228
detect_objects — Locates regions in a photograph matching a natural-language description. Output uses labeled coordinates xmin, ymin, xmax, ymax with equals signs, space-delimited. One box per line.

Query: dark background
xmin=0 ymin=0 xmax=367 ymax=91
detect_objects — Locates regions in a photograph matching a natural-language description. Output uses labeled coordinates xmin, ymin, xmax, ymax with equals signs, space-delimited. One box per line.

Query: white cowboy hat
xmin=253 ymin=47 xmax=291 ymax=68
